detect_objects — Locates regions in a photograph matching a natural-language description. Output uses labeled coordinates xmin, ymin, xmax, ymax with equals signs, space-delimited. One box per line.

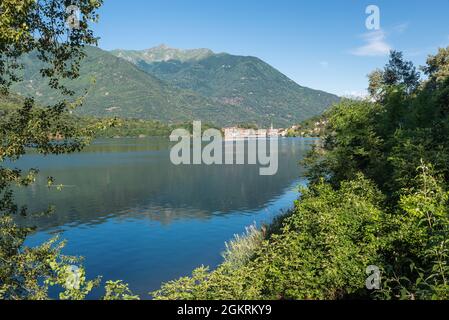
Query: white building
xmin=223 ymin=123 xmax=284 ymax=140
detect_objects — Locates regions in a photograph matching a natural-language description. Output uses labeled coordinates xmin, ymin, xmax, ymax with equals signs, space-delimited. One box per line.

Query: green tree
xmin=383 ymin=50 xmax=421 ymax=94
xmin=422 ymin=47 xmax=449 ymax=89
xmin=0 ymin=0 xmax=101 ymax=94
xmin=0 ymin=0 xmax=137 ymax=300
xmin=380 ymin=163 xmax=449 ymax=299
xmin=153 ymin=47 xmax=449 ymax=300
xmin=367 ymin=69 xmax=385 ymax=101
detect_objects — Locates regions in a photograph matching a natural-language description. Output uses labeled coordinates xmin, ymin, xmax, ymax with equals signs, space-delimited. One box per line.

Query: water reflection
xmin=15 ymin=137 xmax=317 ymax=298
xmin=15 ymin=137 xmax=316 ymax=230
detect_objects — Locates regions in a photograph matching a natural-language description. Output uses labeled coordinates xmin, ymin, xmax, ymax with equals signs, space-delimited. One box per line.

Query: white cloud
xmin=351 ymin=30 xmax=391 ymax=57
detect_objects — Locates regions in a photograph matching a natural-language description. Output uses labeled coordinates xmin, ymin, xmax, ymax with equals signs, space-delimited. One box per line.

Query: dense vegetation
xmin=0 ymin=94 xmax=159 ymax=138
xmin=92 ymin=118 xmax=172 ymax=138
xmin=1 ymin=93 xmax=224 ymax=138
xmin=121 ymin=46 xmax=340 ymax=127
xmin=11 ymin=46 xmax=228 ymax=124
xmin=0 ymin=0 xmax=139 ymax=300
xmin=284 ymin=114 xmax=329 ymax=137
xmin=93 ymin=119 xmax=219 ymax=138
xmin=10 ymin=45 xmax=338 ymax=128
xmin=152 ymin=48 xmax=449 ymax=300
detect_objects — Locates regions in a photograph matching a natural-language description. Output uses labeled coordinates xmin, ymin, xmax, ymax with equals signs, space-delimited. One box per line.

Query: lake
xmin=13 ymin=137 xmax=316 ymax=298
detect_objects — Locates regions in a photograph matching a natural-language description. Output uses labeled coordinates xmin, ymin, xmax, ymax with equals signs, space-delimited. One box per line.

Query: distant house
xmin=223 ymin=127 xmax=262 ymax=140
xmin=223 ymin=124 xmax=281 ymax=140
xmin=278 ymin=129 xmax=288 ymax=137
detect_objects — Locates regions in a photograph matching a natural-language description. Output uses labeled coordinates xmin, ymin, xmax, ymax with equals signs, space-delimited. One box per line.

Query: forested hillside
xmin=113 ymin=46 xmax=340 ymax=126
xmin=10 ymin=46 xmax=237 ymax=124
xmin=9 ymin=45 xmax=339 ymax=127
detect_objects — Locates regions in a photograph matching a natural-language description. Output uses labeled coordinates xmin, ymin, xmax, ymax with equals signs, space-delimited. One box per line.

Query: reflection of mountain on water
xmin=14 ymin=138 xmax=317 ymax=230
xmin=106 ymin=180 xmax=303 ymax=226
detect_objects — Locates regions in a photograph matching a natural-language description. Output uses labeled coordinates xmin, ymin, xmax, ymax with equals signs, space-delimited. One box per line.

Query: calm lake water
xmin=14 ymin=137 xmax=316 ymax=298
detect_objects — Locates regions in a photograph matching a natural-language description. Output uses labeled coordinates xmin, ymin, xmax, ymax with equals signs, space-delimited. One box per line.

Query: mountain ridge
xmin=112 ymin=45 xmax=340 ymax=126
xmin=10 ymin=45 xmax=339 ymax=127
xmin=110 ymin=44 xmax=215 ymax=64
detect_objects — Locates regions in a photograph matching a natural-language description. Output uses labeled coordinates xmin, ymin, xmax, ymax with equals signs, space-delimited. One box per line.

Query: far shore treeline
xmin=0 ymin=93 xmax=219 ymax=138
xmin=1 ymin=93 xmax=326 ymax=139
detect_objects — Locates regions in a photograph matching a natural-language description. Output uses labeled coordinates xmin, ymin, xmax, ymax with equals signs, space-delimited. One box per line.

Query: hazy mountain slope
xmin=11 ymin=46 xmax=241 ymax=123
xmin=113 ymin=46 xmax=340 ymax=126
xmin=111 ymin=44 xmax=214 ymax=64
xmin=11 ymin=45 xmax=338 ymax=126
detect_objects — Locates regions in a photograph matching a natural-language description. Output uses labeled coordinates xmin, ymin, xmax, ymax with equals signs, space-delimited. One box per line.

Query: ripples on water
xmin=13 ymin=137 xmax=317 ymax=298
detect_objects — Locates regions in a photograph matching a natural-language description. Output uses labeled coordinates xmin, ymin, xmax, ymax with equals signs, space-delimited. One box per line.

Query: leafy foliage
xmin=379 ymin=163 xmax=449 ymax=299
xmin=153 ymin=175 xmax=384 ymax=300
xmin=103 ymin=281 xmax=140 ymax=300
xmin=153 ymin=48 xmax=449 ymax=300
xmin=0 ymin=0 xmax=102 ymax=95
xmin=0 ymin=0 xmax=138 ymax=300
xmin=221 ymin=224 xmax=265 ymax=269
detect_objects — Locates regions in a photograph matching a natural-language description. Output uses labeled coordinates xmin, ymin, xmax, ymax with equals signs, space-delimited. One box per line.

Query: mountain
xmin=11 ymin=46 xmax=234 ymax=123
xmin=111 ymin=45 xmax=340 ymax=126
xmin=111 ymin=44 xmax=214 ymax=64
xmin=11 ymin=45 xmax=339 ymax=127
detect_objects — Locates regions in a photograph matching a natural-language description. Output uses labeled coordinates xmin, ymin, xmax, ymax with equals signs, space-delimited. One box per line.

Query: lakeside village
xmin=167 ymin=119 xmax=327 ymax=174
xmin=223 ymin=119 xmax=328 ymax=140
xmin=94 ymin=118 xmax=329 ymax=140
xmin=223 ymin=124 xmax=285 ymax=140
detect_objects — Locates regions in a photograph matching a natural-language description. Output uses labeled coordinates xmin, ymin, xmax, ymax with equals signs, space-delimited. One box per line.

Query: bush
xmin=154 ymin=48 xmax=449 ymax=300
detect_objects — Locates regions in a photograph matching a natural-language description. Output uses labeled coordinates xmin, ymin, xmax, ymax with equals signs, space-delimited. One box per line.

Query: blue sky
xmin=93 ymin=0 xmax=449 ymax=96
